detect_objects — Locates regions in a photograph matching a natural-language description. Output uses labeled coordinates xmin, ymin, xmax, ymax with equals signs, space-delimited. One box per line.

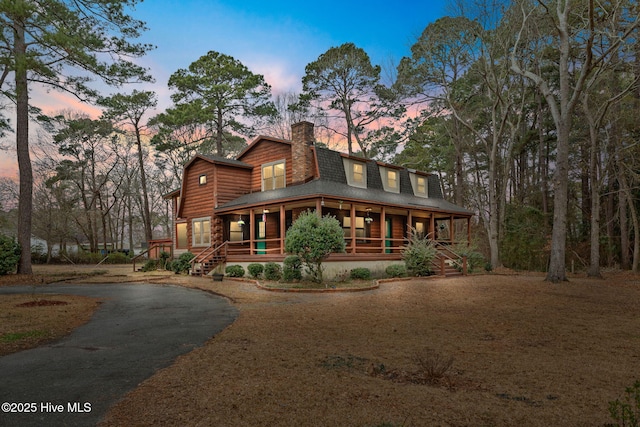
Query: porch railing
xmin=433 ymin=242 xmax=467 ymax=276
xmin=189 ymin=241 xmax=229 ymax=275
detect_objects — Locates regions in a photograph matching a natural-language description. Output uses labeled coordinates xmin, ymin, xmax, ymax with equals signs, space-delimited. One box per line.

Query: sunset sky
xmin=1 ymin=0 xmax=446 ymax=178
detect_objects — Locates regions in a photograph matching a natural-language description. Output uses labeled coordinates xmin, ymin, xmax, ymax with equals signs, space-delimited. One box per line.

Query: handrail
xmin=433 ymin=242 xmax=467 ymax=275
xmin=189 ymin=241 xmax=229 ymax=273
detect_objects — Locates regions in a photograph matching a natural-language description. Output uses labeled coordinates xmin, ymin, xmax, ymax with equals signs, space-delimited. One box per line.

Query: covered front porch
xmin=213 ymin=196 xmax=472 ymax=264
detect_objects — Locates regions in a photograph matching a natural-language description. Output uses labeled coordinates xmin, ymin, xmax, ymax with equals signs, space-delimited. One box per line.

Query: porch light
xmin=237 ymin=216 xmax=245 ymax=226
xmin=339 ymin=200 xmax=343 ymax=210
xmin=365 ymin=208 xmax=373 ymax=223
xmin=321 ymin=197 xmax=325 ymax=207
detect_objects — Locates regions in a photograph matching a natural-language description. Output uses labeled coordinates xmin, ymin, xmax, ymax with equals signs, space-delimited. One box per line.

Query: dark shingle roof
xmin=214 ymin=145 xmax=471 ymax=216
xmin=217 ymin=178 xmax=471 ymax=216
xmin=199 ymin=154 xmax=253 ymax=168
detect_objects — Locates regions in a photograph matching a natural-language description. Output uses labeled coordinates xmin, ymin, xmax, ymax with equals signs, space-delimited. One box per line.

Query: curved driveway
xmin=0 ymin=283 xmax=238 ymax=426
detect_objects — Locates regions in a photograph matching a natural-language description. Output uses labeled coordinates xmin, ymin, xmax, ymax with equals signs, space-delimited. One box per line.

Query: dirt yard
xmin=2 ymin=267 xmax=639 ymax=426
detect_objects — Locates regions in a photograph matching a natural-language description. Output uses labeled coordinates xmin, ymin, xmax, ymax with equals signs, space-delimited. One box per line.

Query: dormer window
xmin=343 ymin=158 xmax=367 ymax=188
xmin=381 ymin=167 xmax=400 ymax=193
xmin=410 ymin=173 xmax=429 ymax=198
xmin=262 ymin=160 xmax=286 ymax=191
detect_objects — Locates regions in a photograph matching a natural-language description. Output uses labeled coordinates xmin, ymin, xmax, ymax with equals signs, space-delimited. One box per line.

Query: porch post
xmin=249 ymin=208 xmax=255 ymax=255
xmin=280 ymin=204 xmax=285 ymax=254
xmin=380 ymin=206 xmax=386 ymax=253
xmin=407 ymin=209 xmax=413 ymax=237
xmin=430 ymin=214 xmax=435 ymax=241
xmin=450 ymin=214 xmax=454 ymax=243
xmin=350 ymin=203 xmax=356 ymax=254
xmin=316 ymin=198 xmax=322 ymax=216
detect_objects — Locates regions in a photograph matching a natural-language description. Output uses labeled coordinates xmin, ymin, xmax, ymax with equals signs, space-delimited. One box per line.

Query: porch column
xmin=380 ymin=206 xmax=386 ymax=253
xmin=429 ymin=214 xmax=435 ymax=241
xmin=249 ymin=208 xmax=255 ymax=255
xmin=450 ymin=214 xmax=454 ymax=242
xmin=316 ymin=198 xmax=322 ymax=216
xmin=407 ymin=209 xmax=413 ymax=237
xmin=350 ymin=203 xmax=356 ymax=254
xmin=280 ymin=204 xmax=286 ymax=254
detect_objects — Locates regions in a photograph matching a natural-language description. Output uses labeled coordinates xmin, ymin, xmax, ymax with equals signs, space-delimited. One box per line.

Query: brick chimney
xmin=291 ymin=121 xmax=314 ymax=184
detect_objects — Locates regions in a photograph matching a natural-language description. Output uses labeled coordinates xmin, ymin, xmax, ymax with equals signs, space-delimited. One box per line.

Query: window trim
xmin=381 ymin=167 xmax=400 ymax=193
xmin=176 ymin=222 xmax=188 ymax=249
xmin=261 ymin=159 xmax=286 ymax=191
xmin=343 ymin=158 xmax=367 ymax=188
xmin=198 ymin=174 xmax=207 ymax=185
xmin=410 ymin=173 xmax=429 ymax=198
xmin=343 ymin=216 xmax=367 ymax=242
xmin=229 ymin=221 xmax=243 ymax=242
xmin=192 ymin=217 xmax=211 ymax=247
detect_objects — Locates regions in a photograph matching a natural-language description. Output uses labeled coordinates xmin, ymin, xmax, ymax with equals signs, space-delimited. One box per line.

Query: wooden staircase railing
xmin=189 ymin=242 xmax=228 ymax=276
xmin=432 ymin=243 xmax=467 ymax=276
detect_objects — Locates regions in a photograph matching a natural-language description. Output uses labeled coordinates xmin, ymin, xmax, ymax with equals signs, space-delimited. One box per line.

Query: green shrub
xmin=247 ymin=263 xmax=264 ymax=279
xmin=159 ymin=251 xmax=171 ymax=269
xmin=402 ymin=231 xmax=437 ymax=276
xmin=385 ymin=264 xmax=407 ymax=278
xmin=282 ymin=255 xmax=302 ymax=281
xmin=449 ymin=242 xmax=485 ymax=273
xmin=264 ymin=262 xmax=282 ymax=281
xmin=171 ymin=252 xmax=195 ymax=274
xmin=0 ymin=235 xmax=20 ymax=275
xmin=350 ymin=267 xmax=371 ymax=280
xmin=608 ymin=380 xmax=640 ymax=427
xmin=76 ymin=251 xmax=104 ymax=264
xmin=225 ymin=264 xmax=245 ymax=277
xmin=284 ymin=210 xmax=346 ymax=283
xmin=141 ymin=259 xmax=158 ymax=272
xmin=106 ymin=252 xmax=130 ymax=264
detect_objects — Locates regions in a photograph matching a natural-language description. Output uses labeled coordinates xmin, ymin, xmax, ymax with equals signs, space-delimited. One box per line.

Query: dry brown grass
xmin=103 ymin=271 xmax=639 ymax=426
xmin=3 ymin=266 xmax=640 ymax=426
xmin=0 ymin=293 xmax=100 ymax=356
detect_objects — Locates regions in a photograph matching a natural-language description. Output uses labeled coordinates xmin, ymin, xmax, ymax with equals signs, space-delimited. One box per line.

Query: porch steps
xmin=191 ymin=255 xmax=226 ymax=276
xmin=432 ymin=252 xmax=465 ymax=277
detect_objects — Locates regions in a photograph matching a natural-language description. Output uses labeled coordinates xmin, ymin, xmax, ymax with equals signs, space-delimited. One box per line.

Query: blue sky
xmin=2 ymin=1 xmax=447 ymax=178
xmin=130 ymin=0 xmax=447 ymax=108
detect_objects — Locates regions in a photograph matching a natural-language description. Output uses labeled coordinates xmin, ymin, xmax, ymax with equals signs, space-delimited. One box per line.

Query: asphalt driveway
xmin=0 ymin=283 xmax=238 ymax=426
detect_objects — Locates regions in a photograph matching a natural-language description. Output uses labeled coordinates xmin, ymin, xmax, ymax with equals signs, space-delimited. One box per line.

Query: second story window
xmin=262 ymin=160 xmax=286 ymax=191
xmin=343 ymin=158 xmax=367 ymax=188
xmin=410 ymin=173 xmax=429 ymax=198
xmin=381 ymin=167 xmax=400 ymax=193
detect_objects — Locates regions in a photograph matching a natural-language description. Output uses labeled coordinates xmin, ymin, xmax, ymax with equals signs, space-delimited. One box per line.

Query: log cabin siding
xmin=214 ymin=164 xmax=251 ymax=206
xmin=180 ymin=160 xmax=215 ymax=219
xmin=239 ymin=140 xmax=292 ymax=192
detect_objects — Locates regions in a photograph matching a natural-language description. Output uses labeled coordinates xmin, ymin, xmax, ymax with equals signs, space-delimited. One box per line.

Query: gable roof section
xmin=237 ymin=135 xmax=292 ymax=160
xmin=185 ymin=153 xmax=253 ymax=169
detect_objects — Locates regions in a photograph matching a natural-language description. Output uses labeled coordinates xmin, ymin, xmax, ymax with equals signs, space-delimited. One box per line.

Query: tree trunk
xmin=586 ymin=106 xmax=601 ymax=278
xmin=15 ymin=20 xmax=33 ymax=274
xmin=135 ymin=128 xmax=153 ymax=243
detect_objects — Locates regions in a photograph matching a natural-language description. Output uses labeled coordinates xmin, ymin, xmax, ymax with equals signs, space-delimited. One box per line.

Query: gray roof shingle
xmin=214 ymin=145 xmax=471 ymax=215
